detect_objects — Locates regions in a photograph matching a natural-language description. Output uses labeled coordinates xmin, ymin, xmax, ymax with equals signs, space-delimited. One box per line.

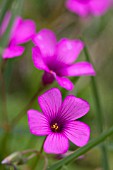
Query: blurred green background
xmin=0 ymin=0 xmax=113 ymax=170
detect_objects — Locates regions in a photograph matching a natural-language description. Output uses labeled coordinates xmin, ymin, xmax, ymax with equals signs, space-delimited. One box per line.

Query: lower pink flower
xmin=65 ymin=0 xmax=112 ymax=17
xmin=27 ymin=88 xmax=90 ymax=154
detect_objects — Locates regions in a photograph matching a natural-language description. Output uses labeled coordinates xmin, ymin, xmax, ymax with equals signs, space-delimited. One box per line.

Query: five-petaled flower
xmin=65 ymin=0 xmax=111 ymax=17
xmin=32 ymin=28 xmax=95 ymax=90
xmin=0 ymin=12 xmax=36 ymax=59
xmin=27 ymin=88 xmax=90 ymax=154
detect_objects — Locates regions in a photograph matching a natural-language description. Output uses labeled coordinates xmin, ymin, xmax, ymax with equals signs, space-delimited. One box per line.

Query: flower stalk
xmin=11 ymin=83 xmax=47 ymax=128
xmin=0 ymin=60 xmax=9 ymax=125
xmin=31 ymin=137 xmax=46 ymax=170
xmin=83 ymin=42 xmax=109 ymax=170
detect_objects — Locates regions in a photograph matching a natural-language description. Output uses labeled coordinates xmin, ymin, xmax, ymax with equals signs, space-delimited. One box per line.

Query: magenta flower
xmin=0 ymin=12 xmax=36 ymax=59
xmin=32 ymin=29 xmax=95 ymax=90
xmin=27 ymin=88 xmax=90 ymax=154
xmin=65 ymin=0 xmax=111 ymax=17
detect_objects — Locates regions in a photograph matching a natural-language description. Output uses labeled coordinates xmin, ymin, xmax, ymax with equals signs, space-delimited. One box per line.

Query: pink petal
xmin=76 ymin=0 xmax=91 ymax=3
xmin=32 ymin=29 xmax=57 ymax=57
xmin=27 ymin=109 xmax=50 ymax=136
xmin=11 ymin=18 xmax=36 ymax=44
xmin=56 ymin=75 xmax=74 ymax=91
xmin=90 ymin=0 xmax=110 ymax=16
xmin=0 ymin=11 xmax=11 ymax=36
xmin=38 ymin=88 xmax=62 ymax=120
xmin=56 ymin=38 xmax=84 ymax=65
xmin=9 ymin=16 xmax=22 ymax=41
xmin=2 ymin=45 xmax=25 ymax=59
xmin=65 ymin=0 xmax=89 ymax=17
xmin=64 ymin=121 xmax=90 ymax=147
xmin=44 ymin=133 xmax=69 ymax=154
xmin=60 ymin=62 xmax=96 ymax=76
xmin=60 ymin=95 xmax=90 ymax=121
xmin=32 ymin=46 xmax=49 ymax=71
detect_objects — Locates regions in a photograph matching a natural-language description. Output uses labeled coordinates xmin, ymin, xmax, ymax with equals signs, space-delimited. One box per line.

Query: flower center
xmin=51 ymin=123 xmax=59 ymax=132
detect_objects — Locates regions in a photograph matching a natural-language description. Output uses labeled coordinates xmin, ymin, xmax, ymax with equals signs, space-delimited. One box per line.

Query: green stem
xmin=0 ymin=132 xmax=11 ymax=169
xmin=83 ymin=42 xmax=109 ymax=170
xmin=31 ymin=137 xmax=46 ymax=170
xmin=11 ymin=83 xmax=47 ymax=128
xmin=0 ymin=60 xmax=9 ymax=125
xmin=47 ymin=126 xmax=113 ymax=170
xmin=40 ymin=137 xmax=46 ymax=154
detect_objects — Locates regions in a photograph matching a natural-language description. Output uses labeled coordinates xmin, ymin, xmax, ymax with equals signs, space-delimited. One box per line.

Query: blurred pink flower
xmin=65 ymin=0 xmax=112 ymax=17
xmin=0 ymin=12 xmax=36 ymax=59
xmin=32 ymin=29 xmax=95 ymax=90
xmin=27 ymin=88 xmax=90 ymax=154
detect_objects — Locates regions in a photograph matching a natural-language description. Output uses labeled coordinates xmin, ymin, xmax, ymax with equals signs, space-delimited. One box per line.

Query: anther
xmin=51 ymin=123 xmax=59 ymax=132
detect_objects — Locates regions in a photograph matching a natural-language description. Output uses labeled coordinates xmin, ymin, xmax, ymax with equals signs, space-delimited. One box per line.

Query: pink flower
xmin=65 ymin=0 xmax=112 ymax=17
xmin=32 ymin=29 xmax=95 ymax=90
xmin=0 ymin=12 xmax=36 ymax=59
xmin=27 ymin=88 xmax=90 ymax=154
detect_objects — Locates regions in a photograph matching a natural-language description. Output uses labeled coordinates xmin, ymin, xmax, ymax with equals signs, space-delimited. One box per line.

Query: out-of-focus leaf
xmin=37 ymin=0 xmax=50 ymax=18
xmin=83 ymin=41 xmax=110 ymax=170
xmin=0 ymin=0 xmax=14 ymax=25
xmin=47 ymin=126 xmax=113 ymax=170
xmin=83 ymin=11 xmax=111 ymax=40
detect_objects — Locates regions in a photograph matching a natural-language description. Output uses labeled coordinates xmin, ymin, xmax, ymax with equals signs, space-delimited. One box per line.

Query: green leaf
xmin=47 ymin=126 xmax=113 ymax=170
xmin=83 ymin=39 xmax=109 ymax=170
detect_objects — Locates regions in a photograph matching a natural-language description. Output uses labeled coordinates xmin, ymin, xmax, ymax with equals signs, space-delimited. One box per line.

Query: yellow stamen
xmin=51 ymin=123 xmax=59 ymax=131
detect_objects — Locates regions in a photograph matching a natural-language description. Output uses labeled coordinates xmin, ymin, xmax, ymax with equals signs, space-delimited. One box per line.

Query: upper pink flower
xmin=0 ymin=12 xmax=36 ymax=59
xmin=32 ymin=29 xmax=95 ymax=90
xmin=27 ymin=88 xmax=90 ymax=154
xmin=65 ymin=0 xmax=112 ymax=17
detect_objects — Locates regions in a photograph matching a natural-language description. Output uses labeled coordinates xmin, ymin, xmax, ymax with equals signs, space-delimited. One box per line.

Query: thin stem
xmin=22 ymin=149 xmax=39 ymax=163
xmin=31 ymin=137 xmax=46 ymax=169
xmin=83 ymin=44 xmax=103 ymax=131
xmin=40 ymin=137 xmax=46 ymax=154
xmin=83 ymin=42 xmax=109 ymax=170
xmin=0 ymin=131 xmax=11 ymax=169
xmin=48 ymin=126 xmax=113 ymax=170
xmin=21 ymin=149 xmax=39 ymax=155
xmin=11 ymin=83 xmax=47 ymax=128
xmin=27 ymin=153 xmax=38 ymax=161
xmin=9 ymin=165 xmax=17 ymax=170
xmin=43 ymin=155 xmax=48 ymax=170
xmin=0 ymin=60 xmax=9 ymax=125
